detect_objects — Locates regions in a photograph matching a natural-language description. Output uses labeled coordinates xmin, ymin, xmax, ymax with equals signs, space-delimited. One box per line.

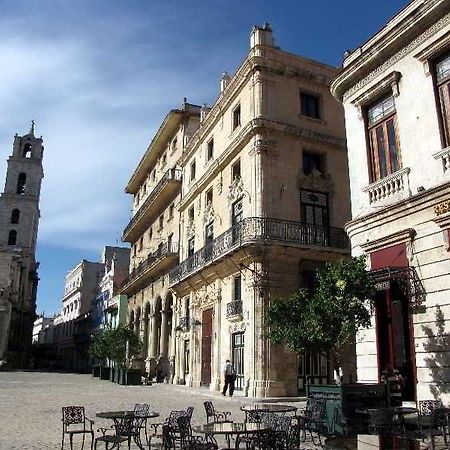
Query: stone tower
xmin=0 ymin=122 xmax=44 ymax=368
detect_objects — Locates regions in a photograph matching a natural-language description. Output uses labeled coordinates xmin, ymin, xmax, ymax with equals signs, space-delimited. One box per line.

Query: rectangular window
xmin=207 ymin=138 xmax=214 ymax=161
xmin=232 ymin=159 xmax=241 ymax=181
xmin=169 ymin=203 xmax=174 ymax=219
xmin=232 ymin=104 xmax=241 ymax=130
xmin=138 ymin=237 xmax=143 ymax=251
xmin=206 ymin=189 xmax=213 ymax=206
xmin=300 ymin=92 xmax=320 ymax=119
xmin=367 ymin=95 xmax=401 ymax=181
xmin=188 ymin=206 xmax=194 ymax=223
xmin=190 ymin=160 xmax=196 ymax=182
xmin=158 ymin=215 xmax=164 ymax=230
xmin=300 ymin=190 xmax=328 ymax=227
xmin=187 ymin=237 xmax=195 ymax=257
xmin=204 ymin=222 xmax=214 ymax=260
xmin=435 ymin=53 xmax=450 ymax=147
xmin=303 ymin=152 xmax=322 ymax=176
xmin=233 ymin=275 xmax=242 ymax=301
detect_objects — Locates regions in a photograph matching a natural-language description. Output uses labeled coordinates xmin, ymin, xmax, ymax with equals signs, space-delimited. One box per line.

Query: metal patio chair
xmin=204 ymin=401 xmax=232 ymax=424
xmin=61 ymin=406 xmax=95 ymax=450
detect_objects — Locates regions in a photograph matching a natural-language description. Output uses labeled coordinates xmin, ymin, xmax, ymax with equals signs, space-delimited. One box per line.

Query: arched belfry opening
xmin=23 ymin=143 xmax=32 ymax=158
xmin=16 ymin=173 xmax=26 ymax=195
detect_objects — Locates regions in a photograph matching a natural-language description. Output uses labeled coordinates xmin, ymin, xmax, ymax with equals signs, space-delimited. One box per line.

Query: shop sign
xmin=434 ymin=200 xmax=450 ymax=216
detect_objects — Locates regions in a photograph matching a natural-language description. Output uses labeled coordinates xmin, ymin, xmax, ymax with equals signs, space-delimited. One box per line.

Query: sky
xmin=0 ymin=0 xmax=409 ymax=316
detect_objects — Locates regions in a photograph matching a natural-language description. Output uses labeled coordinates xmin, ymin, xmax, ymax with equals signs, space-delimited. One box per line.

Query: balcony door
xmin=300 ymin=190 xmax=329 ymax=245
xmin=201 ymin=308 xmax=213 ymax=386
xmin=231 ymin=199 xmax=243 ymax=243
xmin=232 ymin=332 xmax=245 ymax=391
xmin=204 ymin=222 xmax=214 ymax=261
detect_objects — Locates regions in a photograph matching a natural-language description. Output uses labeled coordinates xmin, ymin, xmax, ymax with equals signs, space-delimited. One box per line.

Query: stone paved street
xmin=0 ymin=371 xmax=303 ymax=450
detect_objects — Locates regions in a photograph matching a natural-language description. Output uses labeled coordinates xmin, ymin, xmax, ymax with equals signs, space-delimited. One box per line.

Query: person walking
xmin=222 ymin=359 xmax=236 ymax=397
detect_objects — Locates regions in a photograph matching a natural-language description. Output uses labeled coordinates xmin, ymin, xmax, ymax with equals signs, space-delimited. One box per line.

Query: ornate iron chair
xmin=177 ymin=415 xmax=218 ymax=450
xmin=61 ymin=406 xmax=95 ymax=450
xmin=367 ymin=408 xmax=396 ymax=435
xmin=298 ymin=398 xmax=328 ymax=446
xmin=203 ymin=401 xmax=232 ymax=424
xmin=94 ymin=421 xmax=130 ymax=450
xmin=152 ymin=407 xmax=194 ymax=448
xmin=418 ymin=400 xmax=444 ymax=433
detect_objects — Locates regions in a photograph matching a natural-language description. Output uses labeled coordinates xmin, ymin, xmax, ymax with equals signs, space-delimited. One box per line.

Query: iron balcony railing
xmin=123 ymin=241 xmax=178 ymax=288
xmin=169 ymin=217 xmax=349 ymax=285
xmin=123 ymin=168 xmax=182 ymax=239
xmin=226 ymin=300 xmax=243 ymax=318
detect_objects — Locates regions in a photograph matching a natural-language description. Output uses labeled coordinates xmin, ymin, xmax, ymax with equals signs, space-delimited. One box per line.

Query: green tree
xmin=267 ymin=256 xmax=375 ymax=377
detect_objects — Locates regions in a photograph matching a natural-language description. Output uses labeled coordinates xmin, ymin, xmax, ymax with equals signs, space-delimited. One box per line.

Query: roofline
xmin=330 ymin=0 xmax=449 ymax=101
xmin=126 ymin=103 xmax=201 ymax=193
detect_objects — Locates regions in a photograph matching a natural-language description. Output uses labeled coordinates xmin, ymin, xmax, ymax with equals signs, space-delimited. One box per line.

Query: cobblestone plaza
xmin=0 ymin=371 xmax=302 ymax=449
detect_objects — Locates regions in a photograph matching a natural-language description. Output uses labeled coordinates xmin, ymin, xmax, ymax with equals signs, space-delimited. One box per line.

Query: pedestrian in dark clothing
xmin=222 ymin=359 xmax=236 ymax=397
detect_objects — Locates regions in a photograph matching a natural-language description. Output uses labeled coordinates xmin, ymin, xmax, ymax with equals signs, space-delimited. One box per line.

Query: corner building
xmin=169 ymin=25 xmax=351 ymax=397
xmin=331 ymin=0 xmax=450 ymax=402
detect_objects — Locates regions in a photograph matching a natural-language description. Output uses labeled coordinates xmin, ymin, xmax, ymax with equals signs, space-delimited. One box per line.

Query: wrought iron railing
xmin=169 ymin=217 xmax=349 ymax=285
xmin=226 ymin=300 xmax=243 ymax=318
xmin=123 ymin=168 xmax=182 ymax=238
xmin=179 ymin=316 xmax=190 ymax=330
xmin=122 ymin=241 xmax=178 ymax=288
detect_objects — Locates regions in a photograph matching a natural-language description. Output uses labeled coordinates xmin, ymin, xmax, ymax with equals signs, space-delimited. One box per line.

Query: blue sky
xmin=0 ymin=0 xmax=409 ymax=315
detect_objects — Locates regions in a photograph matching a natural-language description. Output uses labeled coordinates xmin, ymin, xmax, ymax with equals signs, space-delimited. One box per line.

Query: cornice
xmin=178 ymin=118 xmax=345 ymax=211
xmin=331 ymin=0 xmax=450 ymax=101
xmin=360 ymin=228 xmax=416 ymax=253
xmin=179 ymin=47 xmax=336 ymax=166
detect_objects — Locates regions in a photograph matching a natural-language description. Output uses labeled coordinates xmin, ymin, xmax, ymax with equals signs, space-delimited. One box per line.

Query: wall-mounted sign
xmin=434 ymin=200 xmax=450 ymax=216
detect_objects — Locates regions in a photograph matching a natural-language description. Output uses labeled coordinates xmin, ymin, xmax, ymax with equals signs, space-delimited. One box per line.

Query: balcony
xmin=363 ymin=167 xmax=411 ymax=204
xmin=121 ymin=242 xmax=179 ymax=295
xmin=169 ymin=217 xmax=349 ymax=286
xmin=226 ymin=300 xmax=243 ymax=320
xmin=123 ymin=168 xmax=182 ymax=242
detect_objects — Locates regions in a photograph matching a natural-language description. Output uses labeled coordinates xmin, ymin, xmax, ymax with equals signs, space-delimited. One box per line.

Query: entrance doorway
xmin=201 ymin=308 xmax=213 ymax=386
xmin=232 ymin=332 xmax=245 ymax=391
xmin=375 ymin=281 xmax=416 ymax=401
xmin=297 ymin=350 xmax=329 ymax=394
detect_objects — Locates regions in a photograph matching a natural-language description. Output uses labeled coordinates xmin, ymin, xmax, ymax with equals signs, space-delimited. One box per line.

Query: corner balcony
xmin=121 ymin=242 xmax=179 ymax=295
xmin=363 ymin=167 xmax=411 ymax=205
xmin=169 ymin=217 xmax=349 ymax=286
xmin=122 ymin=168 xmax=182 ymax=243
xmin=226 ymin=300 xmax=243 ymax=321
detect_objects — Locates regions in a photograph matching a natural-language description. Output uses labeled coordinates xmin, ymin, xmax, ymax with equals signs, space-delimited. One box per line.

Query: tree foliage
xmin=267 ymin=256 xmax=375 ymax=368
xmin=89 ymin=324 xmax=142 ymax=368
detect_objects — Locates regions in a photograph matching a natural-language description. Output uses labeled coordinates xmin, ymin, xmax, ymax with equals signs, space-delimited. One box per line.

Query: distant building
xmin=331 ymin=0 xmax=450 ymax=402
xmin=91 ymin=246 xmax=130 ymax=333
xmin=0 ymin=123 xmax=44 ymax=368
xmin=32 ymin=314 xmax=54 ymax=344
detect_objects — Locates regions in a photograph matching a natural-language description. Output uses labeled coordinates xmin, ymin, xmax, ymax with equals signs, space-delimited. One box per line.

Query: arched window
xmin=16 ymin=173 xmax=26 ymax=194
xmin=23 ymin=143 xmax=32 ymax=158
xmin=8 ymin=230 xmax=17 ymax=246
xmin=11 ymin=209 xmax=20 ymax=224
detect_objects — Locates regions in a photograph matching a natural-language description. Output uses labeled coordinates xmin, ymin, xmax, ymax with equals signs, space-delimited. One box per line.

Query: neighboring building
xmin=124 ymin=25 xmax=351 ymax=397
xmin=91 ymin=246 xmax=130 ymax=333
xmin=0 ymin=123 xmax=44 ymax=368
xmin=331 ymin=0 xmax=450 ymax=403
xmin=32 ymin=314 xmax=54 ymax=344
xmin=54 ymin=259 xmax=104 ymax=372
xmin=121 ymin=101 xmax=201 ymax=378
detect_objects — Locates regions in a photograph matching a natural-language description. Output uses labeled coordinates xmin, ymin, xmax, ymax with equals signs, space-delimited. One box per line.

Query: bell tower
xmin=0 ymin=122 xmax=44 ymax=368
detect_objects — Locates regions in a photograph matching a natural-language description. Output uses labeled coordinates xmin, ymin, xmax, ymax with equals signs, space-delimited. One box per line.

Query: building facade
xmin=331 ymin=0 xmax=450 ymax=403
xmin=0 ymin=124 xmax=44 ymax=368
xmin=122 ymin=101 xmax=201 ymax=379
xmin=32 ymin=314 xmax=54 ymax=344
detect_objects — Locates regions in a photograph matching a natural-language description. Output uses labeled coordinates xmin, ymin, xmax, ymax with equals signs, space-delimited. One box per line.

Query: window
xmin=11 ymin=209 xmax=20 ymax=224
xmin=149 ymin=227 xmax=153 ymax=241
xmin=16 ymin=173 xmax=26 ymax=195
xmin=169 ymin=203 xmax=174 ymax=219
xmin=207 ymin=138 xmax=214 ymax=161
xmin=188 ymin=206 xmax=194 ymax=223
xmin=435 ymin=53 xmax=450 ymax=147
xmin=139 ymin=237 xmax=143 ymax=251
xmin=204 ymin=222 xmax=214 ymax=260
xmin=232 ymin=104 xmax=241 ymax=130
xmin=172 ymin=137 xmax=177 ymax=151
xmin=8 ymin=230 xmax=17 ymax=246
xmin=23 ymin=143 xmax=32 ymax=158
xmin=168 ymin=233 xmax=173 ymax=251
xmin=190 ymin=160 xmax=196 ymax=182
xmin=187 ymin=237 xmax=195 ymax=257
xmin=301 ymin=190 xmax=328 ymax=227
xmin=151 ymin=170 xmax=156 ymax=183
xmin=206 ymin=189 xmax=213 ymax=206
xmin=300 ymin=92 xmax=320 ymax=119
xmin=161 ymin=153 xmax=167 ymax=166
xmin=233 ymin=275 xmax=242 ymax=301
xmin=303 ymin=152 xmax=322 ymax=176
xmin=158 ymin=215 xmax=164 ymax=231
xmin=232 ymin=159 xmax=241 ymax=181
xmin=367 ymin=95 xmax=401 ymax=181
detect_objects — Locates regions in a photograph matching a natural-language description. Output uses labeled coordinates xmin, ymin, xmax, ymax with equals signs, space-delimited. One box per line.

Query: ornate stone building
xmin=121 ymin=102 xmax=201 ymax=379
xmin=0 ymin=124 xmax=43 ymax=368
xmin=331 ymin=0 xmax=450 ymax=402
xmin=168 ymin=24 xmax=351 ymax=397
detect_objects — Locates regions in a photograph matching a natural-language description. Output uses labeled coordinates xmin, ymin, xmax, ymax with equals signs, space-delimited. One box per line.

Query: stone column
xmin=211 ymin=283 xmax=222 ymax=391
xmin=159 ymin=309 xmax=169 ymax=356
xmin=150 ymin=313 xmax=158 ymax=358
xmin=168 ymin=304 xmax=176 ymax=382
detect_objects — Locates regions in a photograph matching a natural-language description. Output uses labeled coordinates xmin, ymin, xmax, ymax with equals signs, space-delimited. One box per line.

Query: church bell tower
xmin=0 ymin=122 xmax=44 ymax=368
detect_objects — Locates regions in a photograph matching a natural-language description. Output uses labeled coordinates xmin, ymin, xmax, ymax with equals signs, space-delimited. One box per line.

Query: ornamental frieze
xmin=229 ymin=320 xmax=246 ymax=334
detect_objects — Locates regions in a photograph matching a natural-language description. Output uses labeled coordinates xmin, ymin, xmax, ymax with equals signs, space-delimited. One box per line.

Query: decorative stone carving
xmin=191 ymin=289 xmax=214 ymax=309
xmin=229 ymin=320 xmax=246 ymax=334
xmin=227 ymin=177 xmax=245 ymax=203
xmin=298 ymin=171 xmax=334 ymax=193
xmin=203 ymin=203 xmax=215 ymax=224
xmin=252 ymin=137 xmax=277 ymax=155
xmin=187 ymin=221 xmax=196 ymax=238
